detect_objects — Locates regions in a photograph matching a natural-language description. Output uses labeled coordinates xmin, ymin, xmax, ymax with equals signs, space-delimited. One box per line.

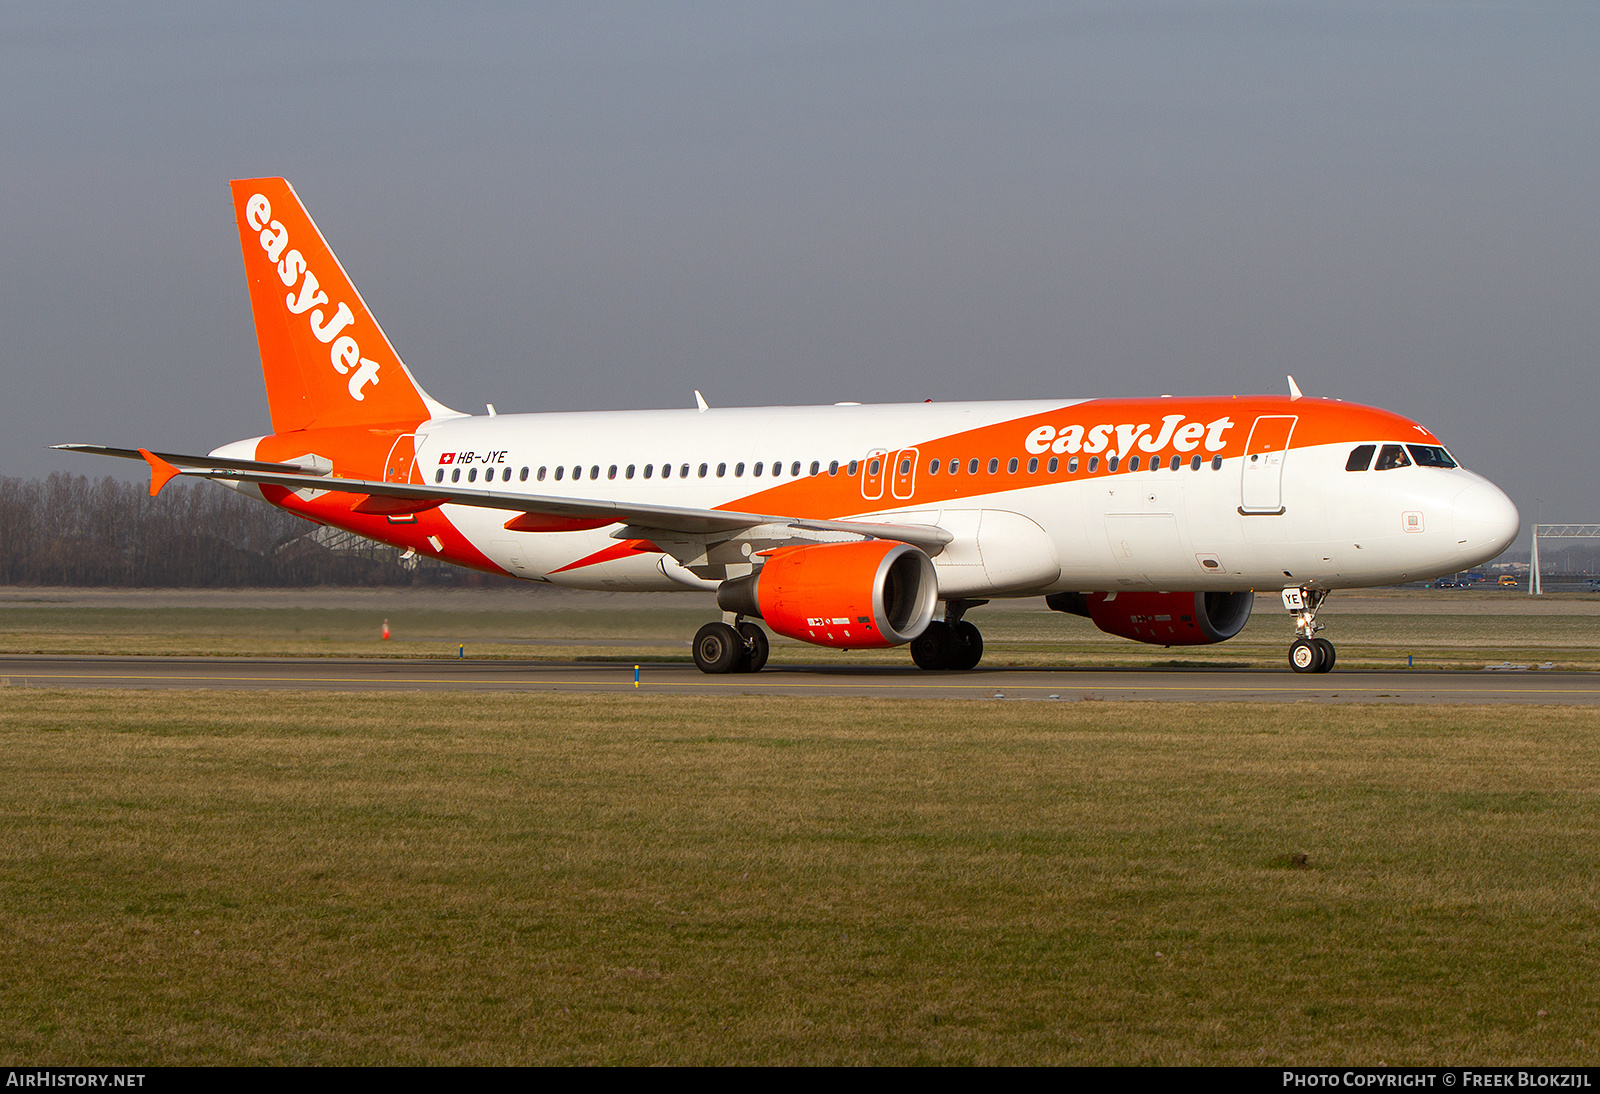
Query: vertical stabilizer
xmin=230 ymin=178 xmax=453 ymax=431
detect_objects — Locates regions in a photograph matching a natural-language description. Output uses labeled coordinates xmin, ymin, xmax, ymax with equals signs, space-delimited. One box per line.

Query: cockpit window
xmin=1406 ymin=444 xmax=1457 ymax=468
xmin=1374 ymin=444 xmax=1412 ymax=471
xmin=1345 ymin=444 xmax=1375 ymax=471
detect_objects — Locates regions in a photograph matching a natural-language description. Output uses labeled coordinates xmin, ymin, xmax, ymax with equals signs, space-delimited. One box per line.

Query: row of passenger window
xmin=436 ymin=460 xmax=825 ymax=485
xmin=1345 ymin=444 xmax=1458 ymax=472
xmin=920 ymin=453 xmax=1224 ymax=476
xmin=433 ymin=452 xmax=1228 ymax=486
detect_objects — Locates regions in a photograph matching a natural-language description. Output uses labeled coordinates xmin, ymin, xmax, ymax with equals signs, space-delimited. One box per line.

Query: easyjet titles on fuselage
xmin=1024 ymin=414 xmax=1235 ymax=459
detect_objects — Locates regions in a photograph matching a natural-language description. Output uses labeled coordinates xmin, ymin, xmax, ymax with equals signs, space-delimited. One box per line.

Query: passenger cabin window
xmin=809 ymin=461 xmax=820 ymax=475
xmin=468 ymin=468 xmax=477 ymax=482
xmin=1189 ymin=455 xmax=1201 ymax=471
xmin=828 ymin=461 xmax=839 ymax=476
xmin=1210 ymin=456 xmax=1222 ymax=470
xmin=1407 ymin=445 xmax=1457 ymax=468
xmin=435 ymin=469 xmax=444 ymax=483
xmin=734 ymin=462 xmax=744 ymax=477
xmin=928 ymin=459 xmax=939 ymax=475
xmin=537 ymin=466 xmax=547 ymax=481
xmin=520 ymin=467 xmax=529 ymax=482
xmin=849 ymin=460 xmax=860 ymax=476
xmin=1128 ymin=456 xmax=1139 ymax=472
xmin=1047 ymin=457 xmax=1058 ymax=473
xmin=1374 ymin=444 xmax=1412 ymax=471
xmin=1346 ymin=444 xmax=1376 ymax=471
xmin=1108 ymin=456 xmax=1120 ymax=472
xmin=987 ymin=458 xmax=999 ymax=474
xmin=643 ymin=464 xmax=653 ymax=479
xmin=1008 ymin=457 xmax=1019 ymax=473
xmin=1169 ymin=455 xmax=1180 ymax=471
xmin=968 ymin=459 xmax=979 ymax=475
xmin=753 ymin=462 xmax=763 ymax=477
xmin=1068 ymin=456 xmax=1079 ymax=473
xmin=698 ymin=463 xmax=708 ymax=478
xmin=1028 ymin=457 xmax=1039 ymax=473
xmin=1088 ymin=457 xmax=1099 ymax=473
xmin=553 ymin=466 xmax=563 ymax=481
xmin=607 ymin=465 xmax=618 ymax=480
xmin=948 ymin=459 xmax=959 ymax=474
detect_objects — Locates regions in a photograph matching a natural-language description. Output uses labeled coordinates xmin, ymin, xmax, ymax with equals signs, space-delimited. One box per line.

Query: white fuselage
xmin=297 ymin=396 xmax=1521 ymax=598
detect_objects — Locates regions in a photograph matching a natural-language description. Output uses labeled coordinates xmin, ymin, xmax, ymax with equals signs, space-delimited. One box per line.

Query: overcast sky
xmin=3 ymin=2 xmax=1596 ymax=539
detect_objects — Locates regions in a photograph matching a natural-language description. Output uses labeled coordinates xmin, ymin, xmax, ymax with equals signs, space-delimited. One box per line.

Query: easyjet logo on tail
xmin=244 ymin=193 xmax=381 ymax=402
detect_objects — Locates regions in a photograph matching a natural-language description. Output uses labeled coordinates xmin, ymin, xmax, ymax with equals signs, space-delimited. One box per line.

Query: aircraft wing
xmin=53 ymin=445 xmax=953 ymax=551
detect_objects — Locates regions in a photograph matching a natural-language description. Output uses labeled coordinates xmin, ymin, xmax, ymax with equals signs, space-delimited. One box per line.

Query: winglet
xmin=138 ymin=448 xmax=182 ymax=497
xmin=1287 ymin=375 xmax=1304 ymax=401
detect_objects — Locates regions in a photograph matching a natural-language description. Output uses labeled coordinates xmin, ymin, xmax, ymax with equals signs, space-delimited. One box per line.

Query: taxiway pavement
xmin=1 ymin=656 xmax=1597 ymax=703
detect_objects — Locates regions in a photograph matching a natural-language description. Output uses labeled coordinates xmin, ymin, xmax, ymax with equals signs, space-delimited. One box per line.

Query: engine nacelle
xmin=717 ymin=541 xmax=938 ymax=649
xmin=1046 ymin=590 xmax=1254 ymax=646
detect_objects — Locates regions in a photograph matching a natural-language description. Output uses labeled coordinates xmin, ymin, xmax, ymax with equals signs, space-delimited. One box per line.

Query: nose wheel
xmin=1283 ymin=587 xmax=1336 ymax=674
xmin=1289 ymin=636 xmax=1336 ymax=674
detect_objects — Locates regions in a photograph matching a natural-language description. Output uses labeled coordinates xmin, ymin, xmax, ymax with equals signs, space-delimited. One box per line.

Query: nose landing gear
xmin=1283 ymin=587 xmax=1336 ymax=673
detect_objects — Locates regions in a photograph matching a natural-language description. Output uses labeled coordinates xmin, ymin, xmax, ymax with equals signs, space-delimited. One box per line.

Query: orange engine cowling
xmin=716 ymin=541 xmax=938 ymax=649
xmin=1046 ymin=590 xmax=1254 ymax=645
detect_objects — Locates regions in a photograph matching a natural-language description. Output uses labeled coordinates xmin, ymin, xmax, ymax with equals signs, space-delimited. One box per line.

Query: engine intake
xmin=717 ymin=540 xmax=938 ymax=649
xmin=1046 ymin=590 xmax=1254 ymax=645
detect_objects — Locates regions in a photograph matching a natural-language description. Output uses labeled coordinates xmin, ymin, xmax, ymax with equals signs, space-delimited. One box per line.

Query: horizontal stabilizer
xmin=51 ymin=444 xmax=331 ymax=476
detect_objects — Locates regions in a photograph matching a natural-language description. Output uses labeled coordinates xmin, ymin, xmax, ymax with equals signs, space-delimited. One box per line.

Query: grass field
xmin=3 ymin=690 xmax=1597 ymax=1065
xmin=2 ymin=588 xmax=1599 ymax=670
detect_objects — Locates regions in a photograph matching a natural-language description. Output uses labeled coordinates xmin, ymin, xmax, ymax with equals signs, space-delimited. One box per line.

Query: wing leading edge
xmin=52 ymin=445 xmax=954 ymax=552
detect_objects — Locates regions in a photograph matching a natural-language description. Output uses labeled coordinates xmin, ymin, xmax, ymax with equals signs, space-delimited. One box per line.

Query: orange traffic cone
xmin=381 ymin=619 xmax=391 ymax=641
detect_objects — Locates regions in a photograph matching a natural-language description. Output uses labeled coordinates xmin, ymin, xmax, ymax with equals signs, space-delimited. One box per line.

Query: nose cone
xmin=1452 ymin=481 xmax=1520 ymax=565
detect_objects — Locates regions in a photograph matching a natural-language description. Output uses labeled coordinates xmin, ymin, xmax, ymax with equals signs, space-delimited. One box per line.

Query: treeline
xmin=0 ymin=473 xmax=458 ymax=587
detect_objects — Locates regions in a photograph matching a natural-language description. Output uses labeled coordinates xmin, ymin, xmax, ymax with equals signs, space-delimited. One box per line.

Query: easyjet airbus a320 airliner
xmin=58 ymin=178 xmax=1520 ymax=674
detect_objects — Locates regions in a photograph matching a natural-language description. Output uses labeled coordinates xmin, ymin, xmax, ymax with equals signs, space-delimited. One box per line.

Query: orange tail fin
xmin=230 ymin=178 xmax=454 ymax=432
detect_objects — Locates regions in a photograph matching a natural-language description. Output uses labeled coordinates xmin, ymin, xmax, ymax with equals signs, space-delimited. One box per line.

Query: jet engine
xmin=1046 ymin=590 xmax=1254 ymax=645
xmin=717 ymin=540 xmax=938 ymax=649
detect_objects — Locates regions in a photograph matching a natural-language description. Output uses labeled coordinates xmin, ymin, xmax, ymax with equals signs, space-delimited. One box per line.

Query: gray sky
xmin=4 ymin=2 xmax=1596 ymax=539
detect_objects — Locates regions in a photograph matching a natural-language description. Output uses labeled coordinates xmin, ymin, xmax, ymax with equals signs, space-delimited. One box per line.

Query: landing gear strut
xmin=910 ymin=600 xmax=985 ymax=671
xmin=1283 ymin=587 xmax=1336 ymax=674
xmin=692 ymin=619 xmax=770 ymax=674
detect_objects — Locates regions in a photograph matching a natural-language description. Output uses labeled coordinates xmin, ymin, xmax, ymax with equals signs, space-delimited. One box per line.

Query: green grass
xmin=2 ymin=596 xmax=1599 ymax=670
xmin=2 ymin=690 xmax=1597 ymax=1064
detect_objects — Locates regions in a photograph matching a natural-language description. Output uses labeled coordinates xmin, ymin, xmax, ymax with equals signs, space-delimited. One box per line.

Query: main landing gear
xmin=909 ymin=599 xmax=986 ymax=671
xmin=1283 ymin=587 xmax=1336 ymax=674
xmin=693 ymin=619 xmax=769 ymax=674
